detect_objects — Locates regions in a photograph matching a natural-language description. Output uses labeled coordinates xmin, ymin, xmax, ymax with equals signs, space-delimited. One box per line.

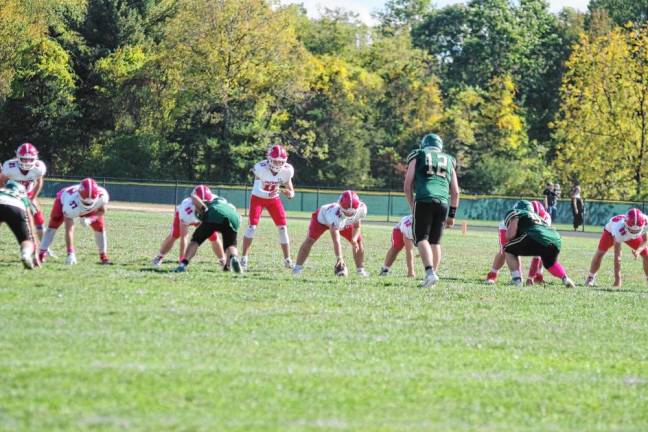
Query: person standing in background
xmin=543 ymin=182 xmax=557 ymax=222
xmin=571 ymin=180 xmax=584 ymax=231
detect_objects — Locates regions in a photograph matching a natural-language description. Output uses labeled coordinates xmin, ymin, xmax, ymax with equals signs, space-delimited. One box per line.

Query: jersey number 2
xmin=425 ymin=153 xmax=448 ymax=177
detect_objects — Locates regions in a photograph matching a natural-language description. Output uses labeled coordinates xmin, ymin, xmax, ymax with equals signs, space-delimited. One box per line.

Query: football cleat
xmin=584 ymin=276 xmax=595 ymax=287
xmin=533 ymin=273 xmax=544 ymax=284
xmin=379 ymin=267 xmax=390 ymax=276
xmin=152 ymin=256 xmax=163 ymax=268
xmin=99 ymin=253 xmax=111 ymax=265
xmin=292 ymin=266 xmax=302 ymax=276
xmin=284 ymin=257 xmax=294 ymax=269
xmin=173 ymin=264 xmax=187 ymax=273
xmin=240 ymin=256 xmax=248 ymax=271
xmin=357 ymin=268 xmax=369 ymax=277
xmin=230 ymin=256 xmax=242 ymax=274
xmin=511 ymin=277 xmax=522 ymax=286
xmin=485 ymin=271 xmax=497 ymax=284
xmin=420 ymin=271 xmax=439 ymax=288
xmin=65 ymin=253 xmax=77 ymax=265
xmin=38 ymin=250 xmax=48 ymax=263
xmin=563 ymin=276 xmax=576 ymax=288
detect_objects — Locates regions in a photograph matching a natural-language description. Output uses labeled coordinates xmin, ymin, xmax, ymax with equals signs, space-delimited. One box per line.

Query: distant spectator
xmin=554 ymin=183 xmax=562 ymax=198
xmin=571 ymin=181 xmax=584 ymax=231
xmin=543 ymin=182 xmax=557 ymax=222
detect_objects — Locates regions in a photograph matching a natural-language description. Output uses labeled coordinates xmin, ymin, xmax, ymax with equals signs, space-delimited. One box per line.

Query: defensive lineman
xmin=0 ymin=143 xmax=47 ymax=239
xmin=585 ymin=208 xmax=648 ymax=287
xmin=240 ymin=145 xmax=295 ymax=270
xmin=39 ymin=178 xmax=111 ymax=264
xmin=404 ymin=133 xmax=460 ymax=287
xmin=379 ymin=214 xmax=416 ymax=278
xmin=0 ymin=181 xmax=40 ymax=268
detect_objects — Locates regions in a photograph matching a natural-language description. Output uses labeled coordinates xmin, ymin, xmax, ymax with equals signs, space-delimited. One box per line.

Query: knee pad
xmin=278 ymin=225 xmax=289 ymax=244
xmin=245 ymin=225 xmax=257 ymax=239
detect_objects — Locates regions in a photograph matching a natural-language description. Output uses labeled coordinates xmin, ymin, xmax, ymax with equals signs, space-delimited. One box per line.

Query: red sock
xmin=548 ymin=262 xmax=566 ymax=279
xmin=528 ymin=257 xmax=542 ymax=278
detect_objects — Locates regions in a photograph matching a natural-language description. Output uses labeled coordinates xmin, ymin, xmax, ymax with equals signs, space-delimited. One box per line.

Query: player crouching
xmin=503 ymin=200 xmax=575 ymax=287
xmin=379 ymin=214 xmax=415 ymax=277
xmin=585 ymin=208 xmax=648 ymax=288
xmin=174 ymin=193 xmax=242 ymax=273
xmin=292 ymin=190 xmax=368 ymax=277
xmin=152 ymin=185 xmax=225 ymax=268
xmin=485 ymin=200 xmax=550 ymax=285
xmin=39 ymin=178 xmax=110 ymax=265
xmin=0 ymin=181 xmax=41 ymax=268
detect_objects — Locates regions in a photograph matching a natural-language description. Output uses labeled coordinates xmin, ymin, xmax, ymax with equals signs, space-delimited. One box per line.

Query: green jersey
xmin=0 ymin=186 xmax=31 ymax=211
xmin=199 ymin=197 xmax=240 ymax=231
xmin=504 ymin=209 xmax=561 ymax=249
xmin=406 ymin=148 xmax=455 ymax=204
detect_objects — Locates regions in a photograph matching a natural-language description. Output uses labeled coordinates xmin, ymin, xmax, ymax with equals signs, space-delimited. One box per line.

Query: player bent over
xmin=503 ymin=200 xmax=575 ymax=287
xmin=0 ymin=181 xmax=40 ymax=268
xmin=0 ymin=143 xmax=47 ymax=239
xmin=585 ymin=208 xmax=648 ymax=288
xmin=152 ymin=185 xmax=225 ymax=268
xmin=240 ymin=145 xmax=295 ymax=270
xmin=292 ymin=190 xmax=368 ymax=277
xmin=174 ymin=194 xmax=242 ymax=273
xmin=39 ymin=178 xmax=111 ymax=265
xmin=379 ymin=214 xmax=416 ymax=277
xmin=485 ymin=200 xmax=550 ymax=285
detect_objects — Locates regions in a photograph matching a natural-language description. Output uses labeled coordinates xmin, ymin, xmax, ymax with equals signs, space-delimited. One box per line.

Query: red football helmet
xmin=267 ymin=145 xmax=287 ymax=173
xmin=531 ymin=200 xmax=549 ymax=221
xmin=78 ymin=178 xmax=100 ymax=209
xmin=625 ymin=208 xmax=646 ymax=234
xmin=338 ymin=190 xmax=360 ymax=217
xmin=16 ymin=143 xmax=38 ymax=171
xmin=192 ymin=184 xmax=214 ymax=201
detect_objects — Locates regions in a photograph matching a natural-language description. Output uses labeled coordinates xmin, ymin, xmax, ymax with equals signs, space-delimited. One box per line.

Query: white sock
xmin=293 ymin=264 xmax=303 ymax=271
xmin=491 ymin=268 xmax=499 ymax=274
xmin=40 ymin=228 xmax=57 ymax=251
xmin=588 ymin=272 xmax=596 ymax=278
xmin=357 ymin=267 xmax=365 ymax=273
xmin=94 ymin=231 xmax=107 ymax=253
xmin=511 ymin=270 xmax=521 ymax=279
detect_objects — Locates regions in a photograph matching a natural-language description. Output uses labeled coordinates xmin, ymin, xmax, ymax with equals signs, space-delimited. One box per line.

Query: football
xmin=334 ymin=260 xmax=348 ymax=277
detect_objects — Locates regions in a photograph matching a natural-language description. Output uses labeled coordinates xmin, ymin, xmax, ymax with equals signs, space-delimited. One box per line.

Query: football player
xmin=292 ymin=190 xmax=368 ymax=277
xmin=0 ymin=181 xmax=40 ymax=268
xmin=485 ymin=200 xmax=551 ymax=285
xmin=38 ymin=178 xmax=110 ymax=265
xmin=174 ymin=193 xmax=242 ymax=273
xmin=240 ymin=145 xmax=295 ymax=271
xmin=379 ymin=214 xmax=416 ymax=277
xmin=0 ymin=143 xmax=47 ymax=239
xmin=152 ymin=185 xmax=225 ymax=268
xmin=503 ymin=200 xmax=575 ymax=287
xmin=585 ymin=208 xmax=648 ymax=288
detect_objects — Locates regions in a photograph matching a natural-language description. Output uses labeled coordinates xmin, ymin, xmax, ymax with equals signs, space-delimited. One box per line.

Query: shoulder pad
xmin=406 ymin=149 xmax=419 ymax=164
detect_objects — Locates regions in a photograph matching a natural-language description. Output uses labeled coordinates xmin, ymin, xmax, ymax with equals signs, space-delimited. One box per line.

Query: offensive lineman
xmin=404 ymin=133 xmax=460 ymax=287
xmin=503 ymin=200 xmax=575 ymax=287
xmin=379 ymin=214 xmax=416 ymax=278
xmin=174 ymin=193 xmax=242 ymax=273
xmin=240 ymin=145 xmax=295 ymax=270
xmin=585 ymin=208 xmax=648 ymax=288
xmin=0 ymin=143 xmax=47 ymax=239
xmin=292 ymin=190 xmax=368 ymax=276
xmin=0 ymin=181 xmax=40 ymax=268
xmin=152 ymin=185 xmax=225 ymax=268
xmin=39 ymin=178 xmax=111 ymax=264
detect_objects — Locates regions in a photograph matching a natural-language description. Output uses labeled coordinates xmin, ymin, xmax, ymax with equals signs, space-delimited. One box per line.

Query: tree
xmin=553 ymin=26 xmax=648 ymax=199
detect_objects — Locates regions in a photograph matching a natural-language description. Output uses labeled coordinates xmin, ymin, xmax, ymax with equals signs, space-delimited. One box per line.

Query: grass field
xmin=1 ymin=207 xmax=648 ymax=431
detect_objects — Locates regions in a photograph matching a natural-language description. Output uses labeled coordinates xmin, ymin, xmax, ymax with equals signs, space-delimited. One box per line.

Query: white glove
xmin=65 ymin=253 xmax=77 ymax=265
xmin=79 ymin=217 xmax=91 ymax=228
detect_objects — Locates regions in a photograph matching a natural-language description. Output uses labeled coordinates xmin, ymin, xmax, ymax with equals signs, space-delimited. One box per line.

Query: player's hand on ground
xmin=445 ymin=217 xmax=455 ymax=228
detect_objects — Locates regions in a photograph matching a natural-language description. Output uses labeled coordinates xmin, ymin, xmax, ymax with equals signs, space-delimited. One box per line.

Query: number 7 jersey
xmin=406 ymin=148 xmax=455 ymax=204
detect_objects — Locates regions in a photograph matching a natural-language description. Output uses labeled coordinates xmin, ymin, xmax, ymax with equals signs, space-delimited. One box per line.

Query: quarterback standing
xmin=404 ymin=133 xmax=460 ymax=287
xmin=0 ymin=143 xmax=47 ymax=239
xmin=152 ymin=185 xmax=225 ymax=268
xmin=39 ymin=178 xmax=111 ymax=265
xmin=292 ymin=190 xmax=368 ymax=276
xmin=585 ymin=208 xmax=648 ymax=287
xmin=240 ymin=145 xmax=295 ymax=270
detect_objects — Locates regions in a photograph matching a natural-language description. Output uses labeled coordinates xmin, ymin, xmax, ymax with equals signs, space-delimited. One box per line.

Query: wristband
xmin=448 ymin=206 xmax=457 ymax=218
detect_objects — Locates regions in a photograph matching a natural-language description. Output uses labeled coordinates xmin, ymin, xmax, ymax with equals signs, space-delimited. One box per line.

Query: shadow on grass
xmin=591 ymin=287 xmax=641 ymax=293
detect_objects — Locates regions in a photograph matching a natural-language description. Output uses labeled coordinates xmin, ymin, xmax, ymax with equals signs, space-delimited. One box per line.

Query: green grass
xmin=1 ymin=208 xmax=647 ymax=431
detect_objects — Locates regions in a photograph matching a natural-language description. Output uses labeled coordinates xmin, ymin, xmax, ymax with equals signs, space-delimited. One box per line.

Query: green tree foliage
xmin=588 ymin=0 xmax=648 ymax=27
xmin=554 ymin=26 xmax=648 ymax=199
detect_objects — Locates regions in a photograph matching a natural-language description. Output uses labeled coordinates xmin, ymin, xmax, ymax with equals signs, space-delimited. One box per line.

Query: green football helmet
xmin=513 ymin=200 xmax=533 ymax=213
xmin=3 ymin=180 xmax=26 ymax=195
xmin=420 ymin=133 xmax=443 ymax=151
